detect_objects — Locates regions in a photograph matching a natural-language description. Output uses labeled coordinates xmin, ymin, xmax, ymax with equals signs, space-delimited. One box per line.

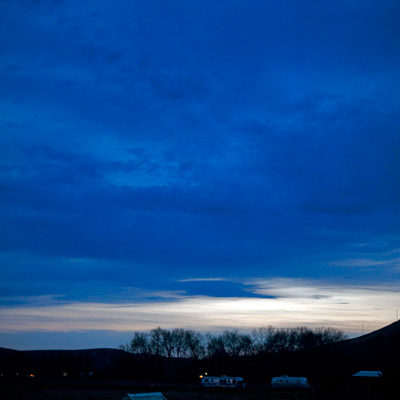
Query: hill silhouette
xmin=343 ymin=319 xmax=400 ymax=349
xmin=0 ymin=348 xmax=136 ymax=378
xmin=1 ymin=320 xmax=400 ymax=382
xmin=274 ymin=320 xmax=400 ymax=382
xmin=328 ymin=320 xmax=400 ymax=376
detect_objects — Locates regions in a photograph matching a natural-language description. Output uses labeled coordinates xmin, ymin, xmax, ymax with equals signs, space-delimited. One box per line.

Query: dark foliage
xmin=121 ymin=326 xmax=346 ymax=358
xmin=1 ymin=320 xmax=399 ymax=386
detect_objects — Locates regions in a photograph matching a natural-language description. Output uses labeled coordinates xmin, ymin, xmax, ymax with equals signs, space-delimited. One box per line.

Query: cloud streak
xmin=1 ymin=279 xmax=399 ymax=339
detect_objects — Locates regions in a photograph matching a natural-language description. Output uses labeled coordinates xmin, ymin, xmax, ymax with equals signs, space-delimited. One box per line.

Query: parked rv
xmin=201 ymin=375 xmax=246 ymax=388
xmin=351 ymin=370 xmax=384 ymax=393
xmin=352 ymin=370 xmax=382 ymax=378
xmin=122 ymin=393 xmax=167 ymax=400
xmin=270 ymin=375 xmax=310 ymax=390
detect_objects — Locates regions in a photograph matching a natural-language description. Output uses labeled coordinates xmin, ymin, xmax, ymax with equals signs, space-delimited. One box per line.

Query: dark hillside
xmin=343 ymin=319 xmax=400 ymax=349
xmin=0 ymin=347 xmax=202 ymax=381
xmin=0 ymin=348 xmax=136 ymax=378
xmin=1 ymin=321 xmax=400 ymax=383
xmin=285 ymin=320 xmax=400 ymax=383
xmin=196 ymin=321 xmax=400 ymax=383
xmin=333 ymin=320 xmax=400 ymax=376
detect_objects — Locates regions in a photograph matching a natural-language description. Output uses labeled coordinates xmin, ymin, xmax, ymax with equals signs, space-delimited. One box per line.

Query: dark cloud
xmin=173 ymin=280 xmax=276 ymax=299
xmin=1 ymin=0 xmax=400 ymax=345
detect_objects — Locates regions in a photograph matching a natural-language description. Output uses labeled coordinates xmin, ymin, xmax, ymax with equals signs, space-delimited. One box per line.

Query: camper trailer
xmin=122 ymin=393 xmax=167 ymax=400
xmin=270 ymin=375 xmax=310 ymax=390
xmin=352 ymin=371 xmax=382 ymax=378
xmin=351 ymin=371 xmax=383 ymax=393
xmin=201 ymin=375 xmax=246 ymax=388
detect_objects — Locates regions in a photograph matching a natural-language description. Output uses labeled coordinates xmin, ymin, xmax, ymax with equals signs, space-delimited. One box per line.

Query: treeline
xmin=120 ymin=326 xmax=346 ymax=359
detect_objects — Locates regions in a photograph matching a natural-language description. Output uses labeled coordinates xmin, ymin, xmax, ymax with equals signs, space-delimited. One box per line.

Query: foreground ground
xmin=0 ymin=379 xmax=388 ymax=400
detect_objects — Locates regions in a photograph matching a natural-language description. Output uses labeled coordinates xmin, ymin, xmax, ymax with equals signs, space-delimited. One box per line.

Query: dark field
xmin=0 ymin=379 xmax=387 ymax=400
xmin=2 ymin=321 xmax=400 ymax=400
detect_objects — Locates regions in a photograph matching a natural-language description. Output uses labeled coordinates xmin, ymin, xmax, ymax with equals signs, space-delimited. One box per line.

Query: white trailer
xmin=201 ymin=375 xmax=246 ymax=388
xmin=122 ymin=393 xmax=167 ymax=400
xmin=352 ymin=370 xmax=382 ymax=378
xmin=270 ymin=375 xmax=310 ymax=389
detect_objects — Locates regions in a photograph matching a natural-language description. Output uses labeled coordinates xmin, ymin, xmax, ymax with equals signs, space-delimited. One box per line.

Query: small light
xmin=199 ymin=375 xmax=203 ymax=379
xmin=29 ymin=374 xmax=35 ymax=378
xmin=205 ymin=372 xmax=208 ymax=376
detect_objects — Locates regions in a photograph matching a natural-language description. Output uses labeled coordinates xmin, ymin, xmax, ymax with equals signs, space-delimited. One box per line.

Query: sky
xmin=1 ymin=0 xmax=400 ymax=350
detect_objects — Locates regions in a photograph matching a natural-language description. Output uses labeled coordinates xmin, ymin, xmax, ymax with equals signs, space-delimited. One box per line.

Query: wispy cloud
xmin=1 ymin=278 xmax=399 ymax=336
xmin=329 ymin=257 xmax=400 ymax=269
xmin=176 ymin=277 xmax=228 ymax=283
xmin=384 ymin=248 xmax=400 ymax=256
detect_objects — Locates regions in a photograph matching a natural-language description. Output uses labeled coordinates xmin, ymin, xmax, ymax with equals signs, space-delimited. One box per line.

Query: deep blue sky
xmin=1 ymin=0 xmax=400 ymax=349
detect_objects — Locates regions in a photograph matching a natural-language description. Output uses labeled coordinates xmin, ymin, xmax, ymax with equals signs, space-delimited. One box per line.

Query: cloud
xmin=1 ymin=0 xmax=400 ymax=349
xmin=172 ymin=279 xmax=273 ymax=299
xmin=177 ymin=277 xmax=227 ymax=283
xmin=329 ymin=258 xmax=400 ymax=269
xmin=1 ymin=278 xmax=399 ymax=338
xmin=327 ymin=246 xmax=400 ymax=272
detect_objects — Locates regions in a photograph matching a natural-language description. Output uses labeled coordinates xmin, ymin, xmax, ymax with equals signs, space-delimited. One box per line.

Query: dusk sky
xmin=1 ymin=0 xmax=400 ymax=350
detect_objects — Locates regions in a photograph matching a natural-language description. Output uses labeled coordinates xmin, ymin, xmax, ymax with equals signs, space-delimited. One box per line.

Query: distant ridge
xmin=294 ymin=320 xmax=400 ymax=379
xmin=346 ymin=319 xmax=400 ymax=345
xmin=333 ymin=319 xmax=400 ymax=357
xmin=0 ymin=347 xmax=135 ymax=378
xmin=2 ymin=320 xmax=399 ymax=354
xmin=1 ymin=320 xmax=400 ymax=380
